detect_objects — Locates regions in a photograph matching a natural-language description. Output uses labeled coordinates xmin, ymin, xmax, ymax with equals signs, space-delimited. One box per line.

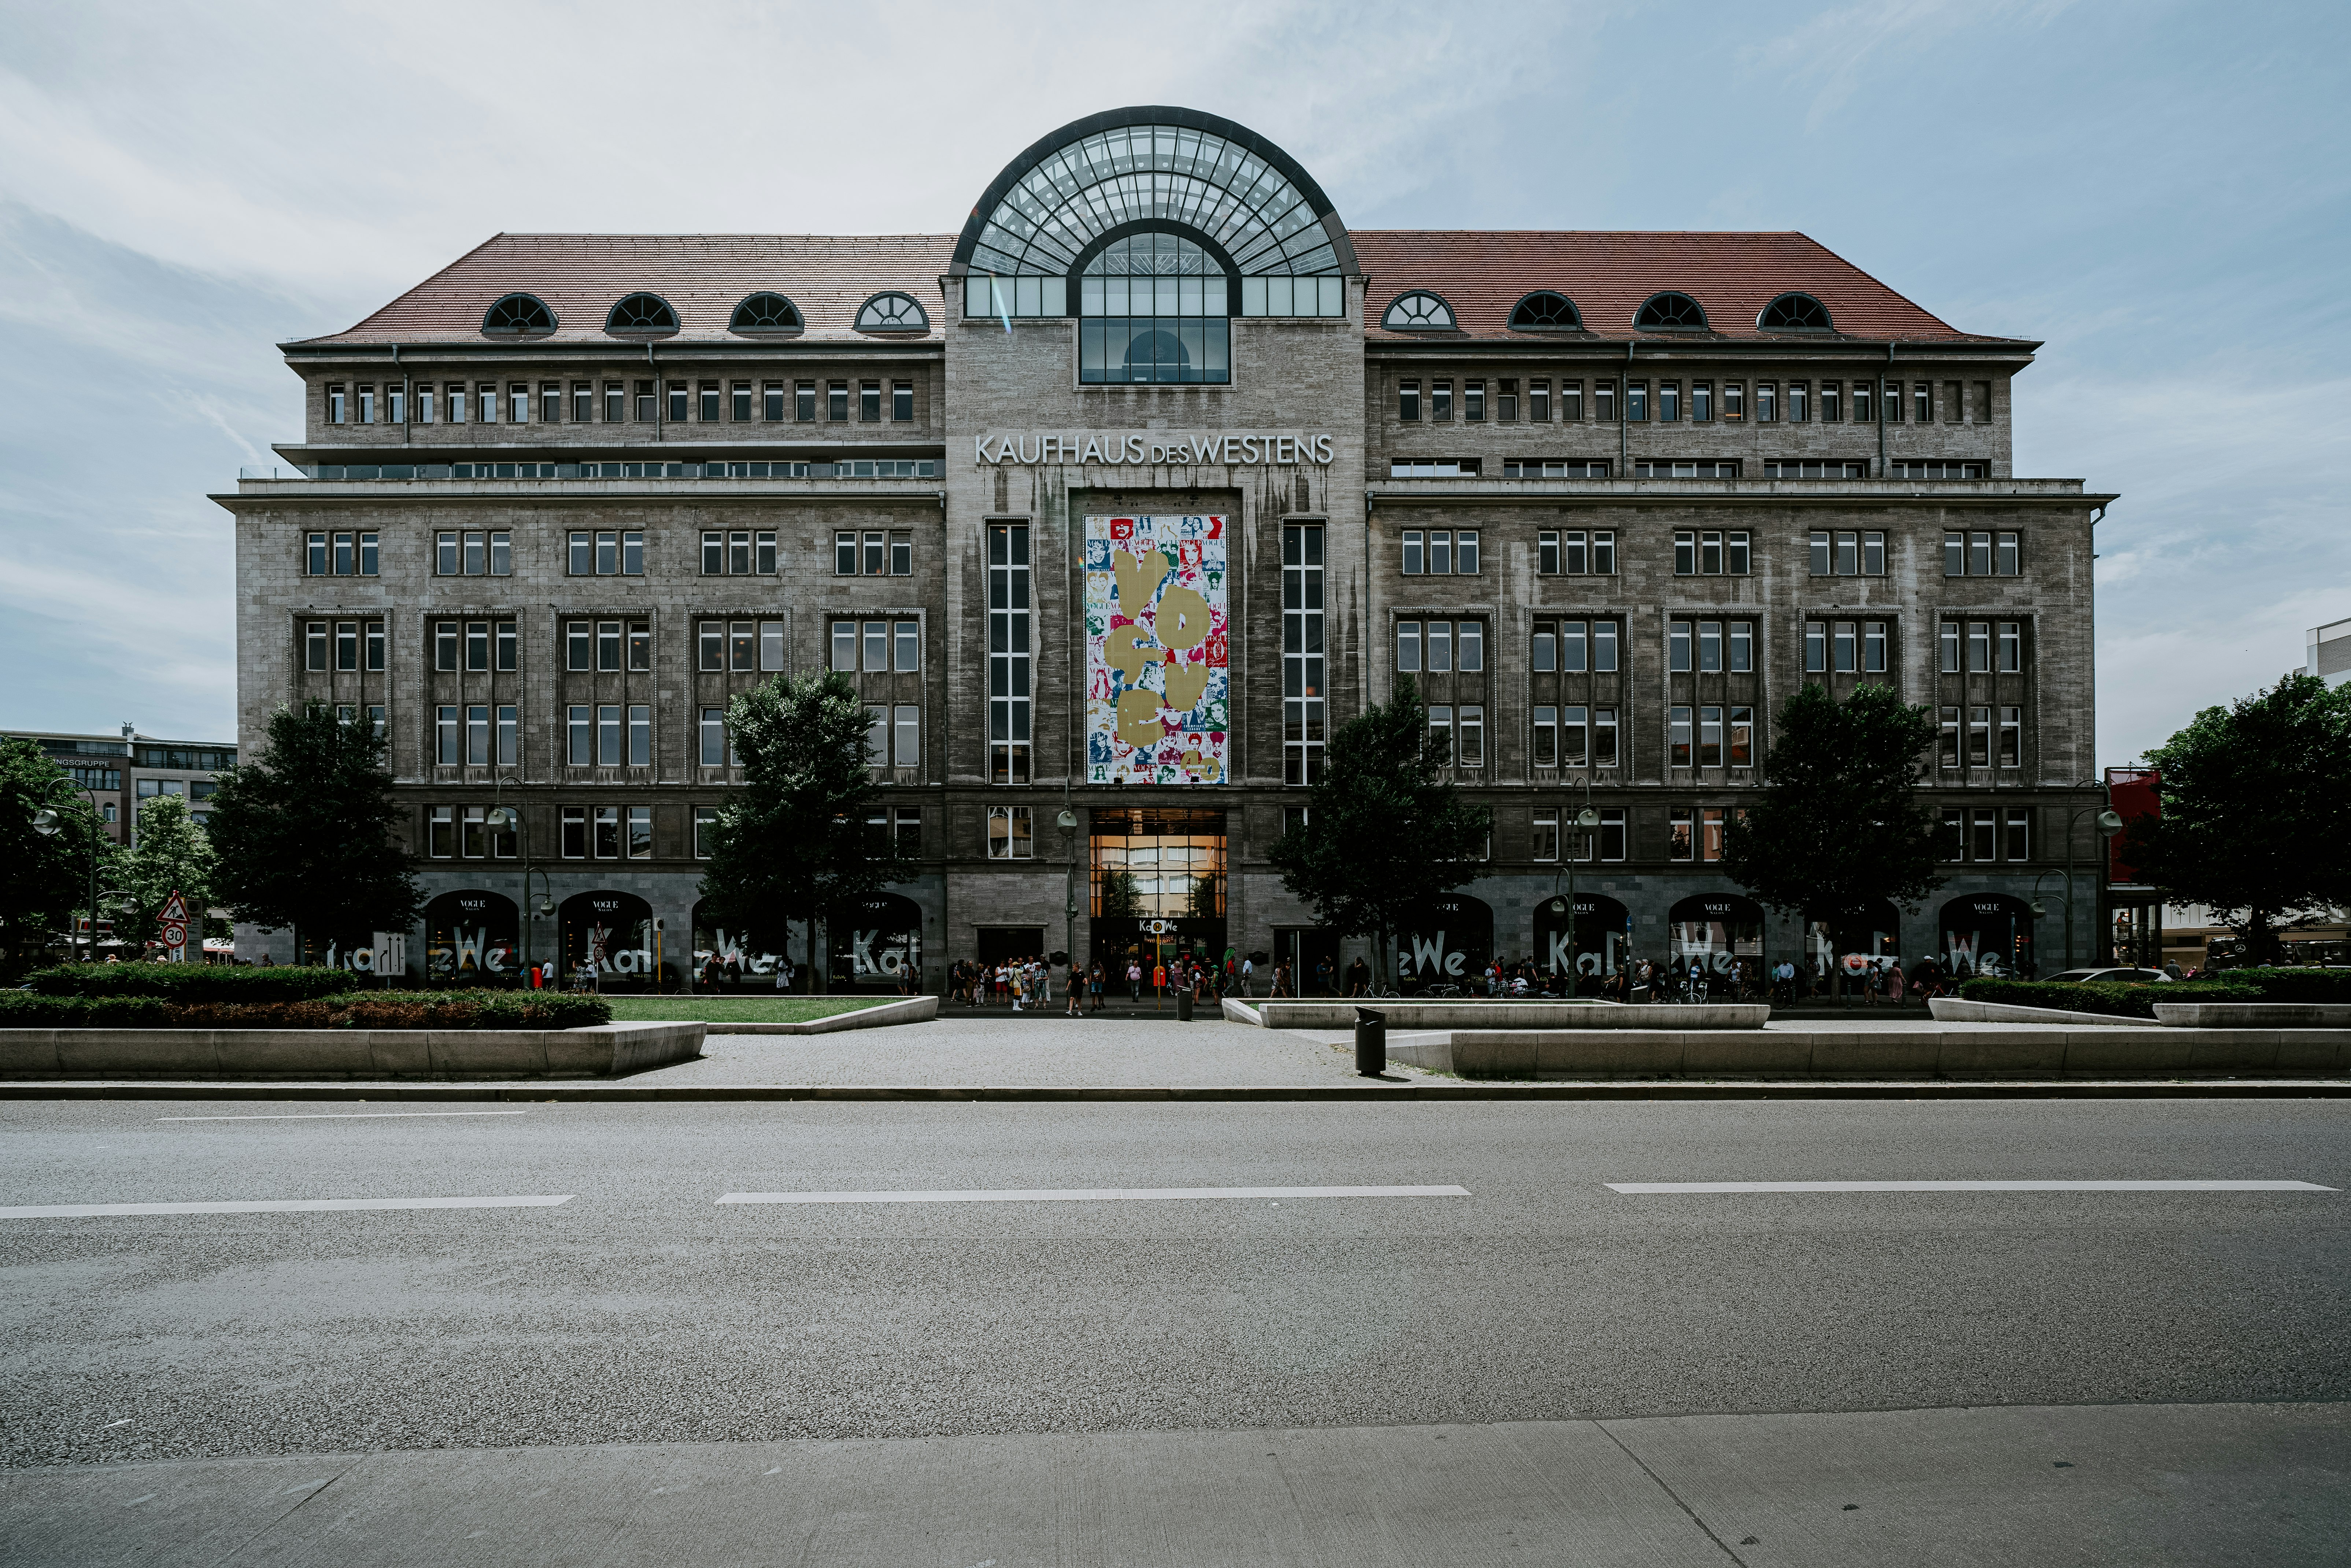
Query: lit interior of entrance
xmin=1090 ymin=807 xmax=1226 ymax=967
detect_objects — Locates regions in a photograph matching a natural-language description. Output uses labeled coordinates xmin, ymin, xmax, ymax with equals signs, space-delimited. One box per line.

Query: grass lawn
xmin=601 ymin=996 xmax=898 ymax=1024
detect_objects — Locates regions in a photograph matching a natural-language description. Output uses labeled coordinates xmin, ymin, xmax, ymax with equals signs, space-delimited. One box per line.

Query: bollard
xmin=1176 ymin=986 xmax=1194 ymax=1022
xmin=1354 ymin=1007 xmax=1386 ymax=1076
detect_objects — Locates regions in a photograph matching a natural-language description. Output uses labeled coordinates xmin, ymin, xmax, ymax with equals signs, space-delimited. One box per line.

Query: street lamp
xmin=1057 ymin=798 xmax=1079 ymax=985
xmin=2055 ymin=781 xmax=2126 ymax=969
xmin=1545 ymin=774 xmax=1603 ymax=995
xmin=484 ymin=797 xmax=553 ymax=985
xmin=31 ymin=780 xmax=106 ymax=963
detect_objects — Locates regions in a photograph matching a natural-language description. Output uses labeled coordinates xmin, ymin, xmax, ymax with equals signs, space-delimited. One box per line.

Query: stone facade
xmin=218 ymin=107 xmax=2114 ymax=989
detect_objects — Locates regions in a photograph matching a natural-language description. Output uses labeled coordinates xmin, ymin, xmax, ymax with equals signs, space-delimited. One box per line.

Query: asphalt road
xmin=3 ymin=1097 xmax=2347 ymax=1473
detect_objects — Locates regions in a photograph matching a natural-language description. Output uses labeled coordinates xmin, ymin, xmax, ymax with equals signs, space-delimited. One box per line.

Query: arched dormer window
xmin=730 ymin=292 xmax=802 ymax=331
xmin=855 ymin=292 xmax=928 ymax=332
xmin=1758 ymin=292 xmax=1834 ymax=331
xmin=1634 ymin=291 xmax=1708 ymax=330
xmin=1507 ymin=290 xmax=1582 ymax=330
xmin=481 ymin=293 xmax=556 ymax=334
xmin=1382 ymin=291 xmax=1456 ymax=330
xmin=606 ymin=293 xmax=679 ymax=333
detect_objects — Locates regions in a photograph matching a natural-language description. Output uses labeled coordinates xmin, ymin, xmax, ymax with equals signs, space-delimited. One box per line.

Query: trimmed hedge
xmin=1958 ymin=977 xmax=2258 ymax=1019
xmin=0 ymin=990 xmax=610 ymax=1030
xmin=23 ymin=963 xmax=359 ymax=1002
xmin=2210 ymin=967 xmax=2351 ymax=1004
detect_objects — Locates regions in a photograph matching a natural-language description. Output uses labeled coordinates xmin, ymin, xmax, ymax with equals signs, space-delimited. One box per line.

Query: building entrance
xmin=1089 ymin=808 xmax=1226 ymax=973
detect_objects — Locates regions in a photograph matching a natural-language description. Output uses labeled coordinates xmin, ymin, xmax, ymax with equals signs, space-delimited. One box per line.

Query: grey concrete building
xmin=2310 ymin=615 xmax=2351 ymax=689
xmin=218 ymin=105 xmax=2114 ymax=989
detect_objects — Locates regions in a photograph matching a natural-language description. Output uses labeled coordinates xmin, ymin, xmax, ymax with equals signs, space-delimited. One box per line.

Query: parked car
xmin=2043 ymin=967 xmax=2173 ymax=985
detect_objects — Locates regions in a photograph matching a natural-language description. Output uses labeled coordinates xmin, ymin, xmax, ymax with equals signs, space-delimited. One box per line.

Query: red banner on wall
xmin=2104 ymin=767 xmax=2160 ymax=884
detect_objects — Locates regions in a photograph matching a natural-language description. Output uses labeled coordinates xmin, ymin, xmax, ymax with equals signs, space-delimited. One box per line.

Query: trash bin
xmin=1176 ymin=986 xmax=1194 ymax=1022
xmin=1354 ymin=1007 xmax=1386 ymax=1075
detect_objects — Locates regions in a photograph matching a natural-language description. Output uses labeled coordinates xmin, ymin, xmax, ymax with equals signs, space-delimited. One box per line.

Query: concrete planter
xmin=0 ymin=1021 xmax=703 ymax=1080
xmin=652 ymin=995 xmax=940 ymax=1035
xmin=1929 ymin=998 xmax=2143 ymax=1027
xmin=2153 ymin=1003 xmax=2351 ymax=1029
xmin=1255 ymin=1001 xmax=1769 ymax=1031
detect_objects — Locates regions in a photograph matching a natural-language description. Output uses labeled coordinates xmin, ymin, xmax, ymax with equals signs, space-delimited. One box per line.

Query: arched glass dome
xmin=954 ymin=108 xmax=1353 ymax=321
xmin=1078 ymin=231 xmax=1230 ymax=383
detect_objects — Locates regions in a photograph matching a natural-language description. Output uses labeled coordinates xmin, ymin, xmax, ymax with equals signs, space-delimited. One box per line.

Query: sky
xmin=0 ymin=0 xmax=2344 ymax=765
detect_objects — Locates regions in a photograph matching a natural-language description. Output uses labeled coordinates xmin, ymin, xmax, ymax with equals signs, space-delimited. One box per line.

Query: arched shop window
xmin=690 ymin=898 xmax=806 ymax=987
xmin=1533 ymin=893 xmax=1631 ymax=984
xmin=423 ymin=890 xmax=520 ymax=981
xmin=1668 ymin=893 xmax=1767 ymax=978
xmin=953 ymin=110 xmax=1351 ymax=324
xmin=1758 ymin=292 xmax=1834 ymax=331
xmin=1940 ymin=893 xmax=2036 ymax=979
xmin=558 ymin=890 xmax=658 ymax=985
xmin=1394 ymin=893 xmax=1493 ymax=990
xmin=831 ymin=892 xmax=925 ymax=991
xmin=1382 ymin=290 xmax=1456 ymax=330
xmin=1805 ymin=900 xmax=1905 ymax=979
xmin=1078 ymin=230 xmax=1230 ymax=384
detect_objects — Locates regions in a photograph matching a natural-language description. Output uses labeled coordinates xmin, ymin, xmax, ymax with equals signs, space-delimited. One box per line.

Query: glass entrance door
xmin=1090 ymin=808 xmax=1226 ymax=973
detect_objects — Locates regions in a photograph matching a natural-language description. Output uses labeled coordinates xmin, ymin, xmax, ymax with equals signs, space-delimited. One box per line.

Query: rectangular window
xmin=307 ymin=532 xmax=328 ymax=575
xmin=627 ymin=704 xmax=650 ymax=766
xmin=426 ymin=805 xmax=454 ymax=857
xmin=463 ymin=704 xmax=489 ymax=767
xmin=729 ymin=382 xmax=751 ymax=422
xmin=860 ymin=380 xmax=881 ymax=422
xmin=1431 ymin=381 xmax=1452 ymax=422
xmin=1836 ymin=532 xmax=1858 ymax=576
xmin=336 ymin=622 xmax=359 ymax=671
xmin=366 ymin=621 xmax=386 ymax=671
xmin=1833 ymin=621 xmax=1857 ymax=674
xmin=700 ymin=708 xmax=726 ymax=766
xmin=1974 ymin=380 xmax=1994 ymax=424
xmin=1729 ymin=620 xmax=1752 ymax=672
xmin=730 ymin=622 xmax=757 ymax=673
xmin=494 ymin=704 xmax=517 ymax=767
xmin=987 ymin=805 xmax=1032 ymax=859
xmin=1788 ymin=383 xmax=1808 ymax=423
xmin=759 ymin=620 xmax=784 ymax=672
xmin=539 ymin=382 xmax=559 ymax=424
xmin=696 ymin=382 xmax=719 ymax=422
xmin=1627 ymin=382 xmax=1648 ymax=422
xmin=726 ymin=531 xmax=751 ymax=575
xmin=1530 ymin=380 xmax=1549 ymax=422
xmin=1427 ymin=705 xmax=1454 ymax=762
xmin=1592 ymin=531 xmax=1615 ymax=574
xmin=2005 ymin=807 xmax=2030 ymax=860
xmin=1456 ymin=530 xmax=1479 ymax=575
xmin=1862 ymin=531 xmax=1884 ymax=576
xmin=1561 ymin=705 xmax=1589 ymax=767
xmin=834 ymin=531 xmax=857 ymax=575
xmin=694 ymin=806 xmax=719 ymax=859
xmin=1996 ymin=531 xmax=2020 ymax=575
xmin=1821 ymin=383 xmax=1840 ymax=423
xmin=1398 ymin=380 xmax=1420 ymax=422
xmin=862 ymin=620 xmax=888 ymax=671
xmin=1971 ymin=532 xmax=1993 ymax=577
xmin=1806 ymin=621 xmax=1827 ymax=674
xmin=1969 ymin=706 xmax=1992 ymax=767
xmin=554 ymin=806 xmax=583 ymax=859
xmin=1594 ymin=620 xmax=1618 ymax=672
xmin=1464 ymin=381 xmax=1486 ymax=422
xmin=863 ymin=532 xmax=886 ymax=576
xmin=893 ymin=380 xmax=914 ymax=422
xmin=330 ymin=532 xmax=353 ymax=576
xmin=1427 ymin=620 xmax=1453 ymax=673
xmin=890 ymin=531 xmax=912 ymax=575
xmin=1670 ymin=806 xmax=1694 ymax=860
xmin=462 ymin=620 xmax=488 ymax=672
xmin=1698 ymin=705 xmax=1723 ymax=767
xmin=1915 ymin=384 xmax=1932 ymax=424
xmin=1864 ymin=621 xmax=1888 ymax=674
xmin=1396 ymin=621 xmax=1421 ymax=672
xmin=1729 ymin=706 xmax=1753 ymax=767
xmin=1401 ymin=530 xmax=1423 ymax=575
xmin=1531 ymin=808 xmax=1559 ymax=861
xmin=1458 ymin=620 xmax=1484 ymax=671
xmin=1659 ymin=381 xmax=1679 ymax=423
xmin=357 ymin=385 xmax=375 ymax=424
xmin=1538 ymin=531 xmax=1560 ymax=575
xmin=1669 ymin=706 xmax=1693 ymax=768
xmin=564 ymin=621 xmax=590 ymax=672
xmin=434 ymin=705 xmax=459 ymax=766
xmin=461 ymin=531 xmax=485 ymax=577
xmin=1429 ymin=530 xmax=1452 ymax=575
xmin=596 ymin=621 xmax=621 ymax=673
xmin=1565 ymin=381 xmax=1585 ymax=421
xmin=625 ymin=805 xmax=652 ymax=860
xmin=1532 ymin=706 xmax=1557 ymax=768
xmin=1971 ymin=807 xmax=1997 ymax=861
xmin=1726 ymin=531 xmax=1750 ymax=574
xmin=796 ymin=381 xmax=816 ymax=422
xmin=1940 ymin=621 xmax=1960 ymax=674
xmin=617 ymin=621 xmax=644 ymax=672
xmin=1694 ymin=620 xmax=1719 ymax=672
xmin=1457 ymin=706 xmax=1484 ymax=767
xmin=563 ymin=705 xmax=589 ymax=766
xmin=989 ymin=522 xmax=1032 ymax=786
xmin=1593 ymin=708 xmax=1619 ymax=768
xmin=1756 ymin=382 xmax=1776 ymax=423
xmin=1561 ymin=619 xmax=1587 ymax=672
xmin=2001 ymin=705 xmax=2023 ymax=768
xmin=591 ymin=805 xmax=619 ymax=859
xmin=831 ymin=620 xmax=855 ymax=671
xmin=1998 ymin=622 xmax=2022 ymax=673
xmin=1284 ymin=523 xmax=1326 ymax=785
xmin=432 ymin=620 xmax=458 ymax=672
xmin=1969 ymin=621 xmax=1991 ymax=673
xmin=1531 ymin=622 xmax=1555 ymax=672
xmin=1811 ymin=531 xmax=1831 ymax=575
xmin=697 ymin=620 xmax=726 ymax=672
xmin=595 ymin=704 xmax=621 ymax=766
xmin=827 ymin=381 xmax=849 ymax=422
xmin=1675 ymin=532 xmax=1696 ymax=576
xmin=1692 ymin=381 xmax=1712 ymax=422
xmin=894 ymin=705 xmax=920 ymax=768
xmin=894 ymin=620 xmax=920 ymax=672
xmin=1669 ymin=620 xmax=1692 ymax=673
xmin=1939 ymin=807 xmax=1963 ymax=861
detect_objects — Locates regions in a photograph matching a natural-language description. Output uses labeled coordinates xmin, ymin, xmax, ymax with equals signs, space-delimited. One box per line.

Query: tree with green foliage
xmin=119 ymin=794 xmax=217 ymax=950
xmin=1098 ymin=868 xmax=1143 ymax=920
xmin=697 ymin=671 xmax=913 ymax=993
xmin=1268 ymin=676 xmax=1493 ymax=988
xmin=0 ymin=738 xmax=122 ymax=974
xmin=2126 ymin=672 xmax=2351 ymax=966
xmin=206 ymin=704 xmax=422 ymax=961
xmin=1720 ymin=683 xmax=1943 ymax=987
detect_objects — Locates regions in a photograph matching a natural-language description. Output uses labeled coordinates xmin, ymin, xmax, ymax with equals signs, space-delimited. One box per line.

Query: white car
xmin=2044 ymin=967 xmax=2172 ymax=984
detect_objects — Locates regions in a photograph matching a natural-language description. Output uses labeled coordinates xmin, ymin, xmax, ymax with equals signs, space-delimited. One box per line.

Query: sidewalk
xmin=4 ymin=1401 xmax=2336 ymax=1567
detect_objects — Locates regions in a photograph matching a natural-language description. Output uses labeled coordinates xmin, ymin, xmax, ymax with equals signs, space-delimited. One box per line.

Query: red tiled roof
xmin=294 ymin=233 xmax=958 ymax=346
xmin=1349 ymin=231 xmax=2021 ymax=344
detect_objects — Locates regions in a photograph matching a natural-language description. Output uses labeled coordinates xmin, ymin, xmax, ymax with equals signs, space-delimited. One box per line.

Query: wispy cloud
xmin=1745 ymin=0 xmax=2078 ymax=127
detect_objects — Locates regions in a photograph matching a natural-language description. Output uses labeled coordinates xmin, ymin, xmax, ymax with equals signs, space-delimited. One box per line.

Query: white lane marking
xmin=1607 ymin=1180 xmax=2338 ymax=1193
xmin=0 ymin=1196 xmax=574 ymax=1218
xmin=101 ymin=1419 xmax=131 ymax=1428
xmin=156 ymin=1111 xmax=530 ymax=1122
xmin=718 ymin=1185 xmax=1470 ymax=1206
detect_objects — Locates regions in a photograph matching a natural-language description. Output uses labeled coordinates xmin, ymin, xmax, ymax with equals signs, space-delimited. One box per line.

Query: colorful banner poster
xmin=1085 ymin=515 xmax=1228 ymax=784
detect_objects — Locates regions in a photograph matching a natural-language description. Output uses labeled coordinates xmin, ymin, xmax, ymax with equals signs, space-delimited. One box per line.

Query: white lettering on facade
xmin=976 ymin=431 xmax=1334 ymax=467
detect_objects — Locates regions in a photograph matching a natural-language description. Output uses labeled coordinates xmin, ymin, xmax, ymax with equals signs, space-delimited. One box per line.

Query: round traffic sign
xmin=161 ymin=922 xmax=187 ymax=947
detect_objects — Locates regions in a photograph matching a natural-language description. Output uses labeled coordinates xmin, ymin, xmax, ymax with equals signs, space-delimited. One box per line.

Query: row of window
xmin=302 ymin=616 xmax=923 ymax=676
xmin=1401 ymin=527 xmax=2017 ymax=578
xmin=312 ymin=529 xmax=919 ymax=579
xmin=423 ymin=800 xmax=928 ymax=862
xmin=326 ymin=378 xmax=919 ymax=427
xmin=479 ymin=290 xmax=927 ymax=338
xmin=424 ymin=700 xmax=926 ymax=772
xmin=297 ymin=460 xmax=941 ymax=483
xmin=1396 ymin=376 xmax=1995 ymax=427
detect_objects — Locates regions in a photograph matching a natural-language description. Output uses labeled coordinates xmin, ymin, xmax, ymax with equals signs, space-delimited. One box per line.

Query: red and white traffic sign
xmin=159 ymin=891 xmax=189 ymax=925
xmin=160 ymin=922 xmax=187 ymax=948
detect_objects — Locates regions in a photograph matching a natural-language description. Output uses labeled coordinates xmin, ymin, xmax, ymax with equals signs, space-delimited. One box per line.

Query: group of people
xmin=949 ymin=949 xmax=1269 ymax=1011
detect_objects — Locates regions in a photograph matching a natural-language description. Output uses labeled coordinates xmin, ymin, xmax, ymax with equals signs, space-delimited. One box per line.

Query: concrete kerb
xmin=2 ymin=1079 xmax=2347 ymax=1102
xmin=1255 ymin=1000 xmax=1769 ymax=1030
xmin=657 ymin=994 xmax=940 ymax=1035
xmin=0 ymin=1021 xmax=704 ymax=1081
